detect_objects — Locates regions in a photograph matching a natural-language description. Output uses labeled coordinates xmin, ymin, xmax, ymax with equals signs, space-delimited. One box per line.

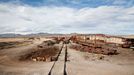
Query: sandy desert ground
xmin=67 ymin=44 xmax=134 ymax=75
xmin=0 ymin=38 xmax=134 ymax=75
xmin=0 ymin=38 xmax=25 ymax=42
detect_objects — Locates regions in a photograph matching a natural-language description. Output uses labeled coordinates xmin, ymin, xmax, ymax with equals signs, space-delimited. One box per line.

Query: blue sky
xmin=0 ymin=0 xmax=134 ymax=7
xmin=0 ymin=0 xmax=134 ymax=34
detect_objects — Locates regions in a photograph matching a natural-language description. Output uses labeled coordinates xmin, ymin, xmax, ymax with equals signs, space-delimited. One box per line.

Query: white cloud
xmin=0 ymin=3 xmax=134 ymax=34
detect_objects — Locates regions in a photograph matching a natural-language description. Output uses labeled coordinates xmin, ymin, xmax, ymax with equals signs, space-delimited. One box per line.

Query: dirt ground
xmin=0 ymin=38 xmax=134 ymax=75
xmin=67 ymin=44 xmax=134 ymax=75
xmin=0 ymin=38 xmax=25 ymax=42
xmin=0 ymin=38 xmax=55 ymax=75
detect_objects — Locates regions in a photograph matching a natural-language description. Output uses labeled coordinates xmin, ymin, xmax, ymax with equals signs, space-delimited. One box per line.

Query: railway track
xmin=48 ymin=43 xmax=67 ymax=75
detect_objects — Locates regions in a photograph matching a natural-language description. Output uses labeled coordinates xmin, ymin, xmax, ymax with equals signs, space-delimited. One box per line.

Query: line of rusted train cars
xmin=70 ymin=34 xmax=134 ymax=48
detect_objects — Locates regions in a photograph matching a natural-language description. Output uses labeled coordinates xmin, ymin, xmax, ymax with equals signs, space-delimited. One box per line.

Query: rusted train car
xmin=122 ymin=38 xmax=134 ymax=48
xmin=70 ymin=34 xmax=134 ymax=48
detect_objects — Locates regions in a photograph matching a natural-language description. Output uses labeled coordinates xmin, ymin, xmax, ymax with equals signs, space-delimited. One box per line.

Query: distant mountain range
xmin=0 ymin=33 xmax=134 ymax=38
xmin=0 ymin=33 xmax=73 ymax=38
xmin=0 ymin=33 xmax=22 ymax=38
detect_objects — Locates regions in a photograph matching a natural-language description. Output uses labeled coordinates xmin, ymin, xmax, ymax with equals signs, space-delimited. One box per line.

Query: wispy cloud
xmin=0 ymin=1 xmax=134 ymax=34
